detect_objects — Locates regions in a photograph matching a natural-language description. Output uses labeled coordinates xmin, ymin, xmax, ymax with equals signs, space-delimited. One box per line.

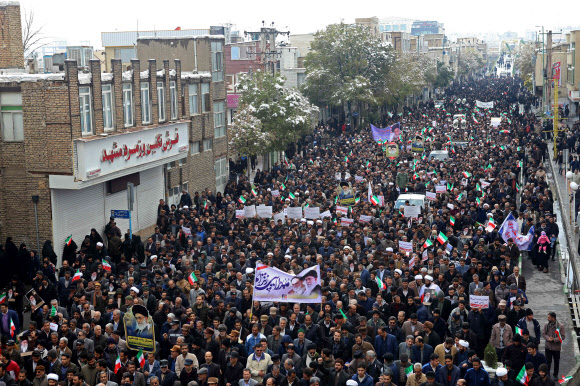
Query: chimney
xmin=0 ymin=1 xmax=25 ymax=69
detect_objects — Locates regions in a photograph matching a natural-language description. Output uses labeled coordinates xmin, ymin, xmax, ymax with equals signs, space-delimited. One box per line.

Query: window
xmin=211 ymin=41 xmax=224 ymax=82
xmin=203 ymin=138 xmax=213 ymax=151
xmin=190 ymin=141 xmax=200 ymax=154
xmin=102 ymin=84 xmax=114 ymax=130
xmin=215 ymin=155 xmax=227 ymax=192
xmin=201 ymin=83 xmax=210 ymax=112
xmin=141 ymin=83 xmax=151 ymax=124
xmin=188 ymin=84 xmax=198 ymax=115
xmin=122 ymin=83 xmax=133 ymax=127
xmin=1 ymin=92 xmax=23 ymax=141
xmin=79 ymin=87 xmax=93 ymax=135
xmin=170 ymin=81 xmax=177 ymax=120
xmin=231 ymin=46 xmax=240 ymax=60
xmin=213 ymin=101 xmax=225 ymax=138
xmin=166 ymin=161 xmax=176 ymax=170
xmin=157 ymin=82 xmax=166 ymax=122
xmin=114 ymin=48 xmax=135 ymax=63
xmin=106 ymin=172 xmax=140 ymax=194
xmin=297 ymin=72 xmax=306 ymax=87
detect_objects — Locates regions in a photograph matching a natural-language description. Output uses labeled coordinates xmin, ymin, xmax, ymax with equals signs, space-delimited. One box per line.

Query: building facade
xmin=0 ymin=15 xmax=227 ymax=258
xmin=0 ymin=2 xmax=24 ymax=70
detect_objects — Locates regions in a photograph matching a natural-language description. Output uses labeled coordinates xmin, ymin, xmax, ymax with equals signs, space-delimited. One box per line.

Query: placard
xmin=320 ymin=210 xmax=331 ymax=218
xmin=359 ymin=215 xmax=372 ymax=223
xmin=355 ymin=176 xmax=364 ymax=182
xmin=287 ymin=207 xmax=303 ymax=219
xmin=436 ymin=185 xmax=447 ymax=194
xmin=404 ymin=206 xmax=421 ymax=218
xmin=271 ymin=190 xmax=280 ymax=197
xmin=273 ymin=212 xmax=286 ymax=223
xmin=426 ymin=192 xmax=437 ymax=201
xmin=469 ymin=295 xmax=490 ymax=309
xmin=399 ymin=241 xmax=413 ymax=253
xmin=257 ymin=206 xmax=273 ymax=219
xmin=304 ymin=207 xmax=320 ymax=219
xmin=244 ymin=205 xmax=257 ymax=218
xmin=378 ymin=196 xmax=385 ymax=206
xmin=447 ymin=203 xmax=454 ymax=210
xmin=235 ymin=210 xmax=245 ymax=219
xmin=340 ymin=218 xmax=354 ymax=227
xmin=336 ymin=206 xmax=349 ymax=216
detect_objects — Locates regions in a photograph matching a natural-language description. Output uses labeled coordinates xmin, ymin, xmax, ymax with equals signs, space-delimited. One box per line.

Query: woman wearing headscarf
xmin=41 ymin=240 xmax=57 ymax=265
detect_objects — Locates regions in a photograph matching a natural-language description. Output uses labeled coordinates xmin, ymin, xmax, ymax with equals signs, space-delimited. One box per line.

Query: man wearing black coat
xmin=158 ymin=360 xmax=176 ymax=386
xmin=223 ymin=351 xmax=244 ymax=386
xmin=326 ymin=359 xmax=349 ymax=386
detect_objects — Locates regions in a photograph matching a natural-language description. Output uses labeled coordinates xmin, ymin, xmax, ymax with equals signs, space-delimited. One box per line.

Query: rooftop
xmin=0 ymin=70 xmax=212 ymax=84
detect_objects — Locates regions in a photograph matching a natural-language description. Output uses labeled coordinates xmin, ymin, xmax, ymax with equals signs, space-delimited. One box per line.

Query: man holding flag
xmin=0 ymin=303 xmax=18 ymax=338
xmin=542 ymin=312 xmax=565 ymax=378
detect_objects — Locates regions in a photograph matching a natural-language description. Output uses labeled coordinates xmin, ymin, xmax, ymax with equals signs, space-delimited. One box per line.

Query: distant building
xmin=382 ymin=32 xmax=411 ymax=52
xmin=355 ymin=17 xmax=379 ymax=37
xmin=411 ymin=21 xmax=445 ymax=36
xmin=378 ymin=17 xmax=415 ymax=34
xmin=565 ymin=30 xmax=580 ymax=115
xmin=101 ymin=28 xmax=211 ymax=72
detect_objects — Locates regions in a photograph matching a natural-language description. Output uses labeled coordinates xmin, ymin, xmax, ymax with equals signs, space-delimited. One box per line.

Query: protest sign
xmin=340 ymin=218 xmax=354 ymax=227
xmin=469 ymin=295 xmax=490 ymax=309
xmin=436 ymin=185 xmax=447 ymax=193
xmin=256 ymin=206 xmax=273 ymax=219
xmin=359 ymin=215 xmax=373 ymax=223
xmin=287 ymin=207 xmax=303 ymax=219
xmin=426 ymin=192 xmax=437 ymax=201
xmin=273 ymin=212 xmax=286 ymax=223
xmin=320 ymin=210 xmax=331 ymax=218
xmin=304 ymin=207 xmax=320 ymax=219
xmin=271 ymin=190 xmax=280 ymax=197
xmin=336 ymin=206 xmax=349 ymax=216
xmin=244 ymin=205 xmax=256 ymax=218
xmin=253 ymin=265 xmax=321 ymax=303
xmin=404 ymin=205 xmax=421 ymax=218
xmin=235 ymin=210 xmax=244 ymax=219
xmin=399 ymin=241 xmax=413 ymax=253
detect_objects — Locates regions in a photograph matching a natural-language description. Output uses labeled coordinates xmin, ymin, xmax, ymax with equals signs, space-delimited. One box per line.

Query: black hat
xmin=230 ymin=351 xmax=240 ymax=359
xmin=131 ymin=305 xmax=149 ymax=319
xmin=160 ymin=360 xmax=168 ymax=367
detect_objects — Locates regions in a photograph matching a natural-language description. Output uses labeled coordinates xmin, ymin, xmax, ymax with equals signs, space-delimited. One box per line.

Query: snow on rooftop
xmin=0 ymin=73 xmax=65 ymax=83
xmin=181 ymin=71 xmax=212 ymax=80
xmin=0 ymin=1 xmax=20 ymax=6
xmin=137 ymin=34 xmax=224 ymax=41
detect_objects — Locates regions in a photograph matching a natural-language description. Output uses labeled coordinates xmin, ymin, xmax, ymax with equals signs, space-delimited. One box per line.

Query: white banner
xmin=355 ymin=175 xmax=363 ymax=182
xmin=254 ymin=264 xmax=321 ymax=303
xmin=436 ymin=185 xmax=447 ymax=194
xmin=447 ymin=203 xmax=454 ymax=210
xmin=469 ymin=295 xmax=490 ymax=309
xmin=181 ymin=226 xmax=192 ymax=236
xmin=271 ymin=190 xmax=280 ymax=197
xmin=257 ymin=206 xmax=273 ymax=218
xmin=320 ymin=210 xmax=331 ymax=218
xmin=287 ymin=207 xmax=303 ymax=219
xmin=476 ymin=100 xmax=494 ymax=109
xmin=273 ymin=212 xmax=286 ymax=223
xmin=490 ymin=117 xmax=502 ymax=127
xmin=340 ymin=218 xmax=354 ymax=227
xmin=404 ymin=206 xmax=421 ymax=218
xmin=336 ymin=206 xmax=349 ymax=216
xmin=235 ymin=210 xmax=245 ymax=219
xmin=359 ymin=215 xmax=372 ymax=223
xmin=304 ymin=207 xmax=320 ymax=219
xmin=426 ymin=192 xmax=437 ymax=201
xmin=244 ymin=205 xmax=256 ymax=218
xmin=399 ymin=241 xmax=413 ymax=253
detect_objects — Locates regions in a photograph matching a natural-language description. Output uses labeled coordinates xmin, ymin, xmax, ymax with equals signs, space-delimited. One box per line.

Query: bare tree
xmin=21 ymin=9 xmax=50 ymax=58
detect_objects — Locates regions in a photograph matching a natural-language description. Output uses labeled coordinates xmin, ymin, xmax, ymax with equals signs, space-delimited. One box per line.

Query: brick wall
xmin=0 ymin=3 xmax=24 ymax=69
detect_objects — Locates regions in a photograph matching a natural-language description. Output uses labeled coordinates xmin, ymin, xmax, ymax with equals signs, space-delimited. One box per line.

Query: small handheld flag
xmin=436 ymin=232 xmax=448 ymax=245
xmin=188 ymin=271 xmax=198 ymax=285
xmin=72 ymin=269 xmax=82 ymax=282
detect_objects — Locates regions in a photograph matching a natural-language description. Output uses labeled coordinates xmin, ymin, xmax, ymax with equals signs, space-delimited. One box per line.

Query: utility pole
xmin=244 ymin=22 xmax=290 ymax=75
xmin=546 ymin=31 xmax=553 ymax=112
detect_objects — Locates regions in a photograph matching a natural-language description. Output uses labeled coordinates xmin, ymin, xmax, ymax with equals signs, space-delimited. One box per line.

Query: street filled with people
xmin=0 ymin=75 xmax=576 ymax=386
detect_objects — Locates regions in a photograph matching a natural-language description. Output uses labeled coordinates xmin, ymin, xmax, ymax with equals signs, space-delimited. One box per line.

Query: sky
xmin=18 ymin=0 xmax=580 ymax=49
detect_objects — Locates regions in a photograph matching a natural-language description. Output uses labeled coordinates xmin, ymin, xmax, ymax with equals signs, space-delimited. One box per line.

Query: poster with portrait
xmin=337 ymin=181 xmax=356 ymax=206
xmin=25 ymin=289 xmax=45 ymax=311
xmin=385 ymin=142 xmax=399 ymax=159
xmin=253 ymin=264 xmax=321 ymax=303
xmin=411 ymin=136 xmax=424 ymax=153
xmin=124 ymin=305 xmax=156 ymax=353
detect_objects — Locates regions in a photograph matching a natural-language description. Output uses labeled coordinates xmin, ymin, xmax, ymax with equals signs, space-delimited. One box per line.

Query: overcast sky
xmin=18 ymin=0 xmax=579 ymax=49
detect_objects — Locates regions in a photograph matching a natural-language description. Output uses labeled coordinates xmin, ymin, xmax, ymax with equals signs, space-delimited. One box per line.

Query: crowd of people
xmin=0 ymin=75 xmax=570 ymax=386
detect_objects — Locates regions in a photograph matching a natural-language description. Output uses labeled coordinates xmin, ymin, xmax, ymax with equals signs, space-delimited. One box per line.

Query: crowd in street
xmin=0 ymin=75 xmax=570 ymax=386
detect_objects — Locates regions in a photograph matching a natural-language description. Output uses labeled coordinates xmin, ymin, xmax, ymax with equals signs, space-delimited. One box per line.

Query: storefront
xmin=49 ymin=122 xmax=189 ymax=256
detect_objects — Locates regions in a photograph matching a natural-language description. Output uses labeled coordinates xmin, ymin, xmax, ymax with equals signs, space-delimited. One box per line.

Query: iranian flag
xmin=365 ymin=161 xmax=371 ymax=168
xmin=462 ymin=171 xmax=472 ymax=178
xmin=102 ymin=260 xmax=112 ymax=272
xmin=370 ymin=195 xmax=380 ymax=206
xmin=238 ymin=196 xmax=246 ymax=204
xmin=376 ymin=277 xmax=386 ymax=290
xmin=288 ymin=192 xmax=296 ymax=200
xmin=559 ymin=376 xmax=573 ymax=384
xmin=65 ymin=235 xmax=73 ymax=246
xmin=355 ymin=197 xmax=360 ymax=204
xmin=423 ymin=239 xmax=433 ymax=248
xmin=476 ymin=197 xmax=482 ymax=206
xmin=555 ymin=328 xmax=563 ymax=343
xmin=473 ymin=116 xmax=479 ymax=124
xmin=203 ymin=200 xmax=209 ymax=209
xmin=447 ymin=183 xmax=453 ymax=191
xmin=280 ymin=183 xmax=286 ymax=190
xmin=449 ymin=216 xmax=455 ymax=226
xmin=114 ymin=354 xmax=122 ymax=374
xmin=436 ymin=232 xmax=448 ymax=245
xmin=50 ymin=305 xmax=58 ymax=317
xmin=137 ymin=349 xmax=146 ymax=368
xmin=405 ymin=365 xmax=413 ymax=376
xmin=72 ymin=269 xmax=82 ymax=282
xmin=344 ymin=156 xmax=349 ymax=163
xmin=515 ymin=326 xmax=523 ymax=335
xmin=0 ymin=293 xmax=6 ymax=304
xmin=516 ymin=366 xmax=529 ymax=386
xmin=251 ymin=187 xmax=257 ymax=197
xmin=188 ymin=271 xmax=198 ymax=285
xmin=10 ymin=318 xmax=15 ymax=337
